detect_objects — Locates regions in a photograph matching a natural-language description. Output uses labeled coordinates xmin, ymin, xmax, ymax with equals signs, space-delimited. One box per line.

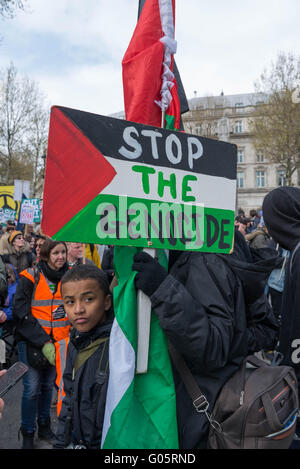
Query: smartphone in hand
xmin=0 ymin=362 xmax=28 ymax=398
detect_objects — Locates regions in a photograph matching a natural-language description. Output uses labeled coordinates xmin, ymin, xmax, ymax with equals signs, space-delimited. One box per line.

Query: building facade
xmin=182 ymin=92 xmax=298 ymax=214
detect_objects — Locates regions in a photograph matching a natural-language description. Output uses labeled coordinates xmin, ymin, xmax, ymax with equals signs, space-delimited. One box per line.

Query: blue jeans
xmin=17 ymin=341 xmax=57 ymax=433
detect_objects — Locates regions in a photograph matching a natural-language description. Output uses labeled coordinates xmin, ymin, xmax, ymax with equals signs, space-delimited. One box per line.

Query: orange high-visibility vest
xmin=55 ymin=336 xmax=70 ymax=416
xmin=20 ymin=267 xmax=70 ymax=342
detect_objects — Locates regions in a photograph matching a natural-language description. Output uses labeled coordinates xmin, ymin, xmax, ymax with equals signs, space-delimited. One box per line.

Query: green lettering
xmin=182 ymin=175 xmax=197 ymax=202
xmin=132 ymin=165 xmax=156 ymax=194
xmin=157 ymin=171 xmax=177 ymax=199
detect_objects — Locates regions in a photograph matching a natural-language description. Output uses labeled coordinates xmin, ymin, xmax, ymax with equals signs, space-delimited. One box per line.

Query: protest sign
xmin=19 ymin=198 xmax=41 ymax=224
xmin=42 ymin=106 xmax=237 ymax=253
xmin=13 ymin=180 xmax=30 ymax=201
xmin=0 ymin=208 xmax=17 ymax=223
xmin=0 ymin=186 xmax=19 ymax=223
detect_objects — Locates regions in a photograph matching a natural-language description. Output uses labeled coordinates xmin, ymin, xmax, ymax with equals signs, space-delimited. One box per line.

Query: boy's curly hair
xmin=61 ymin=263 xmax=110 ymax=296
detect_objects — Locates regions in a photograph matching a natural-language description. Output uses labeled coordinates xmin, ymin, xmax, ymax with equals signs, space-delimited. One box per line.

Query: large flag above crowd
xmin=101 ymin=0 xmax=180 ymax=449
xmin=122 ymin=0 xmax=181 ymax=130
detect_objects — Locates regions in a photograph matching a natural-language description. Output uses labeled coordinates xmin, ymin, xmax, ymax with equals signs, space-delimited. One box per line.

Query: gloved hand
xmin=132 ymin=251 xmax=168 ymax=297
xmin=42 ymin=342 xmax=56 ymax=366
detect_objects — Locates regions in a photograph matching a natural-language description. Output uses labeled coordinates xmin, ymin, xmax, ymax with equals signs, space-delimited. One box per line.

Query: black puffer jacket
xmin=53 ymin=320 xmax=112 ymax=449
xmin=150 ymin=238 xmax=278 ymax=449
xmin=151 ymin=251 xmax=249 ymax=449
xmin=262 ymin=187 xmax=300 ymax=398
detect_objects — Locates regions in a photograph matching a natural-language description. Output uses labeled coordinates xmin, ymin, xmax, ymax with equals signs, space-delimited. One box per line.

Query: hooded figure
xmin=262 ymin=187 xmax=300 ymax=381
xmin=262 ymin=186 xmax=300 ymax=251
xmin=262 ymin=187 xmax=300 ymax=447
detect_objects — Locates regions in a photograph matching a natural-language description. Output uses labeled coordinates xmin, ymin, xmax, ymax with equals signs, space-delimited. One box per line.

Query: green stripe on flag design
xmin=101 ymin=246 xmax=179 ymax=449
xmin=52 ymin=193 xmax=234 ymax=253
xmin=165 ymin=113 xmax=177 ymax=130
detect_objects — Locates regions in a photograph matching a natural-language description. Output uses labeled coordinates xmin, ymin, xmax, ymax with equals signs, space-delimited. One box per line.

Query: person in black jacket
xmin=53 ymin=264 xmax=112 ymax=449
xmin=132 ymin=248 xmax=247 ymax=449
xmin=262 ymin=186 xmax=300 ymax=447
xmin=132 ymin=229 xmax=279 ymax=449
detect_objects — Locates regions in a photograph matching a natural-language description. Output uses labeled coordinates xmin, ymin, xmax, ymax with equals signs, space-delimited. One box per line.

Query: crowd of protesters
xmin=0 ymin=222 xmax=113 ymax=448
xmin=0 ymin=185 xmax=299 ymax=450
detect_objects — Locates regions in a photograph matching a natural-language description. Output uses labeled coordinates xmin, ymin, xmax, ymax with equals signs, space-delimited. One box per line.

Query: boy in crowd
xmin=52 ymin=264 xmax=112 ymax=449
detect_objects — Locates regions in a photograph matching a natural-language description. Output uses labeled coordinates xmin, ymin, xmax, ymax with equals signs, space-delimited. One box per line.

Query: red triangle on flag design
xmin=41 ymin=106 xmax=117 ymax=237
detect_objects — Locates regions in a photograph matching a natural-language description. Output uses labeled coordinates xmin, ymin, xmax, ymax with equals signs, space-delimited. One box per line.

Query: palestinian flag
xmin=41 ymin=106 xmax=237 ymax=250
xmin=101 ymin=0 xmax=180 ymax=450
xmin=101 ymin=246 xmax=179 ymax=449
xmin=122 ymin=0 xmax=180 ymax=130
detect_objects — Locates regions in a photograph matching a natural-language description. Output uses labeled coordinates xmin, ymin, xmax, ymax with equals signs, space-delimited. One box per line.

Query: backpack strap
xmin=168 ymin=340 xmax=209 ymax=412
xmin=73 ymin=336 xmax=108 ymax=375
xmin=168 ymin=341 xmax=222 ymax=433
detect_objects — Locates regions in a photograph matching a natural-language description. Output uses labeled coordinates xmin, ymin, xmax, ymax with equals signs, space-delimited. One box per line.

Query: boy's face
xmin=62 ymin=278 xmax=111 ymax=332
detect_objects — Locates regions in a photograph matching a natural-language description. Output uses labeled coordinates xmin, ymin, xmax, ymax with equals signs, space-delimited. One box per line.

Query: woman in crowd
xmin=34 ymin=235 xmax=47 ymax=262
xmin=13 ymin=238 xmax=70 ymax=449
xmin=0 ymin=230 xmax=35 ymax=274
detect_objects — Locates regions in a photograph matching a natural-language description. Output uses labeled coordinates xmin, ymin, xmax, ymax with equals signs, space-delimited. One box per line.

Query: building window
xmin=256 ymin=170 xmax=265 ymax=188
xmin=218 ymin=118 xmax=229 ymax=136
xmin=235 ymin=103 xmax=244 ymax=113
xmin=234 ymin=120 xmax=243 ymax=133
xmin=194 ymin=125 xmax=202 ymax=135
xmin=277 ymin=170 xmax=286 ymax=186
xmin=256 ymin=150 xmax=264 ymax=163
xmin=237 ymin=148 xmax=244 ymax=163
xmin=237 ymin=171 xmax=244 ymax=188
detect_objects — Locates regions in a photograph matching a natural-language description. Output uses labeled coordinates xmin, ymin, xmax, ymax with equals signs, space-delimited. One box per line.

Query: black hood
xmin=262 ymin=186 xmax=300 ymax=251
xmin=219 ymin=229 xmax=282 ymax=303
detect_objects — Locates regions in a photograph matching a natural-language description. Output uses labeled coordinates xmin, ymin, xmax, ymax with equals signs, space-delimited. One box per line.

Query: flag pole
xmin=136 ymin=248 xmax=156 ymax=374
xmin=136 ymin=110 xmax=165 ymax=375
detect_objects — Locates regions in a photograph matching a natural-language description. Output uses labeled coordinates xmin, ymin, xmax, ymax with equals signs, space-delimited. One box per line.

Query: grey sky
xmin=0 ymin=0 xmax=299 ymax=115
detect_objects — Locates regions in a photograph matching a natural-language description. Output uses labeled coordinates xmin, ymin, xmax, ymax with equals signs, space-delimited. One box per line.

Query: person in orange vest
xmin=13 ymin=238 xmax=70 ymax=449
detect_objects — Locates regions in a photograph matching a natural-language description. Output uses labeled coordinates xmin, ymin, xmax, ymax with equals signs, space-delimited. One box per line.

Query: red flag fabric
xmin=41 ymin=107 xmax=116 ymax=237
xmin=122 ymin=0 xmax=180 ymax=129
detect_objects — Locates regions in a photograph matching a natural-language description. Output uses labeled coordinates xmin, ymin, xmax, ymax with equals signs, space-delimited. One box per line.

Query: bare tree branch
xmin=249 ymin=52 xmax=300 ymax=185
xmin=0 ymin=62 xmax=49 ymax=188
xmin=0 ymin=0 xmax=27 ymax=19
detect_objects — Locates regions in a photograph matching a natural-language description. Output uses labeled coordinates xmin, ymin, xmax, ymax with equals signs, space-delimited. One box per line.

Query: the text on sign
xmin=118 ymin=126 xmax=204 ymax=169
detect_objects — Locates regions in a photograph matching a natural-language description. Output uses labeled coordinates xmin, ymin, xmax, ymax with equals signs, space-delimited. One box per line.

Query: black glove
xmin=132 ymin=251 xmax=168 ymax=297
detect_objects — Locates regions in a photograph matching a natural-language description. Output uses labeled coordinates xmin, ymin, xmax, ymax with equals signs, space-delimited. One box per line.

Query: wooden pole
xmin=82 ymin=243 xmax=86 ymax=264
xmin=136 ymin=247 xmax=156 ymax=374
xmin=135 ymin=110 xmax=165 ymax=374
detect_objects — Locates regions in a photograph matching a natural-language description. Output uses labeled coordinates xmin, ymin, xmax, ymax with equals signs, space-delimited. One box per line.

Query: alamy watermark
xmin=95 ymin=196 xmax=205 ymax=249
